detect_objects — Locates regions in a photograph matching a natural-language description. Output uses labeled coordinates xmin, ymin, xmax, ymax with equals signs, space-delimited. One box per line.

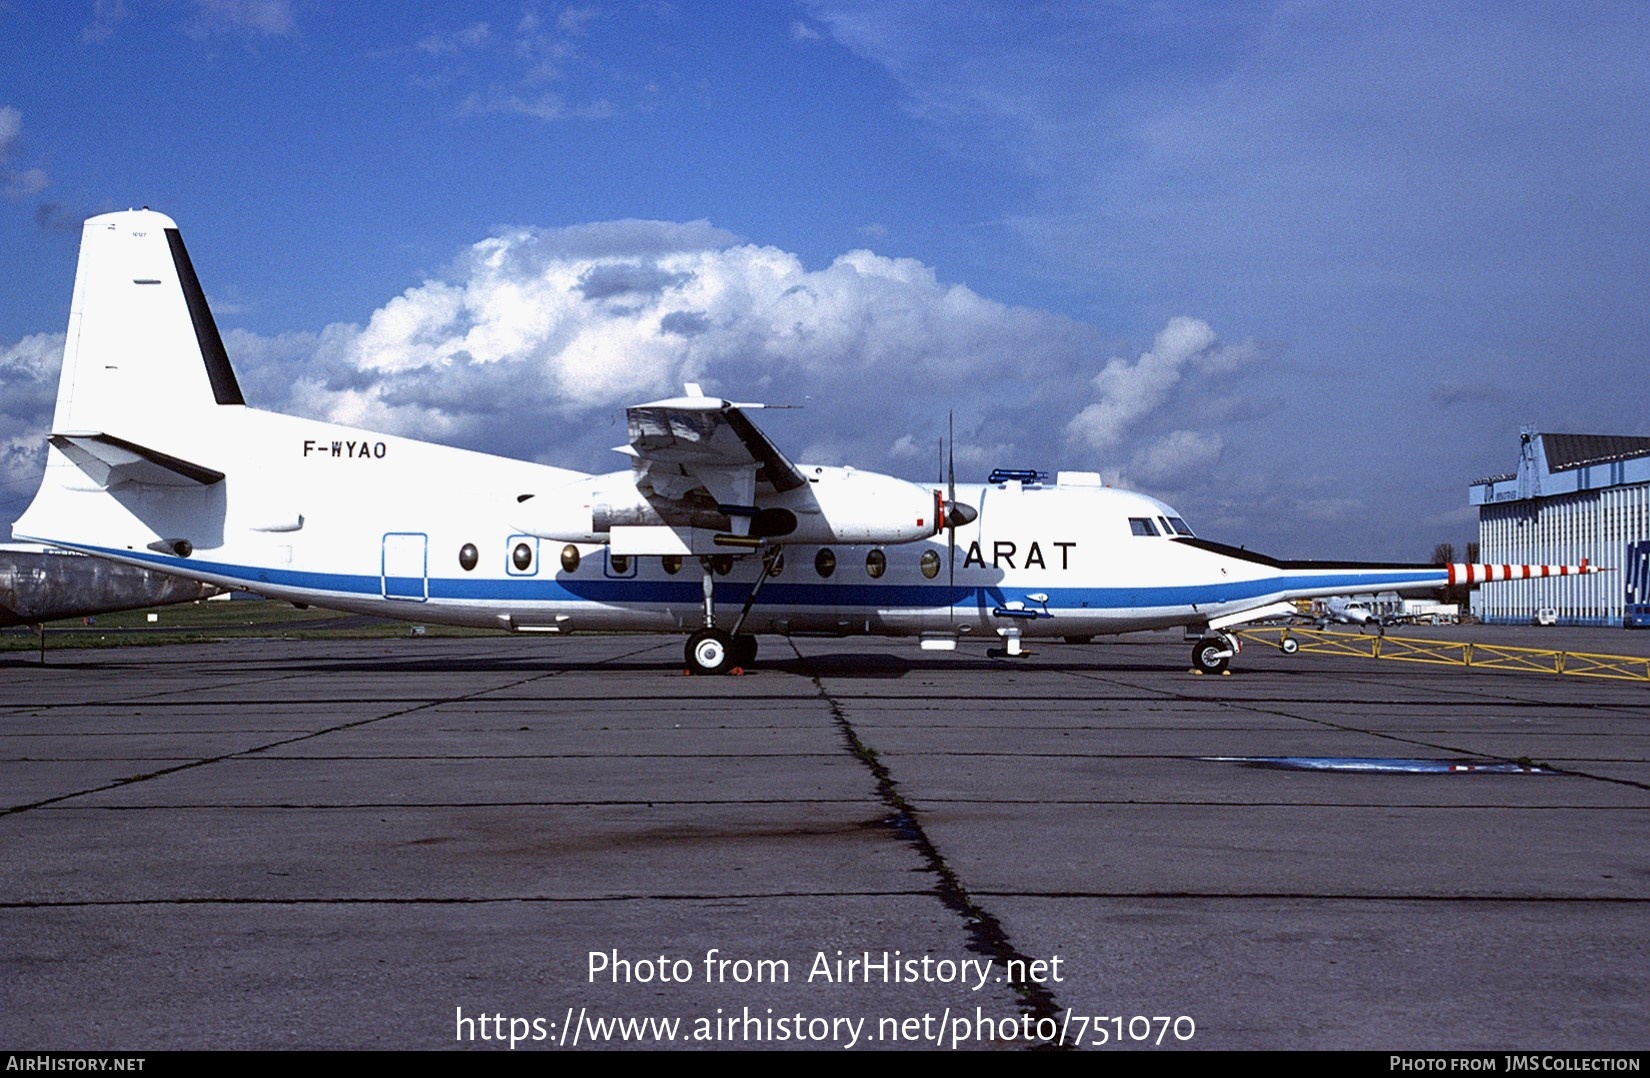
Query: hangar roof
xmin=1470 ymin=430 xmax=1650 ymax=507
xmin=1541 ymin=433 xmax=1650 ymax=472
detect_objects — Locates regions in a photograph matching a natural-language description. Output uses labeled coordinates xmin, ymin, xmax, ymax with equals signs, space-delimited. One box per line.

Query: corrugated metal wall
xmin=1477 ymin=483 xmax=1650 ymax=626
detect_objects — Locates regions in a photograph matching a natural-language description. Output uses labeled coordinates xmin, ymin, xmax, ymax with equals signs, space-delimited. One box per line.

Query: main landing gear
xmin=683 ymin=548 xmax=776 ymax=675
xmin=684 ymin=628 xmax=758 ymax=676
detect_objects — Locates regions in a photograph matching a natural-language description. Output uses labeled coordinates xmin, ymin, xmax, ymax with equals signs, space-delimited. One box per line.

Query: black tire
xmin=1280 ymin=636 xmax=1299 ymax=655
xmin=731 ymin=635 xmax=758 ymax=667
xmin=685 ymin=629 xmax=735 ymax=675
xmin=1191 ymin=637 xmax=1230 ymax=674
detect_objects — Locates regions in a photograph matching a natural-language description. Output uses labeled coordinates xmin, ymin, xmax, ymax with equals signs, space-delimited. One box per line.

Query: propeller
xmin=942 ymin=411 xmax=978 ymax=586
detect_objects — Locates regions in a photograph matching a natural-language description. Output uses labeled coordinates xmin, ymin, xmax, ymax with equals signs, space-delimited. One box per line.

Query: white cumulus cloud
xmin=189 ymin=0 xmax=295 ymax=37
xmin=0 ymin=106 xmax=49 ymax=197
xmin=0 ymin=333 xmax=66 ymax=524
xmin=1126 ymin=429 xmax=1224 ymax=490
xmin=1067 ymin=316 xmax=1246 ymax=452
xmin=1 ymin=221 xmax=1271 ymax=536
xmin=1061 ymin=315 xmax=1258 ymax=494
xmin=261 ymin=220 xmax=1105 ymax=474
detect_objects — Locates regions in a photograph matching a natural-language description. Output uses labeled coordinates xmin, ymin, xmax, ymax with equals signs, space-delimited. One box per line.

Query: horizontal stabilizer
xmin=49 ymin=432 xmax=224 ymax=488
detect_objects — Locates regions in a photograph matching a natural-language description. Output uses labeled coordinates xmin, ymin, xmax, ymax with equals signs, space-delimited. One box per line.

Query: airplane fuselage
xmin=15 ymin=209 xmax=1596 ymax=674
xmin=18 ymin=401 xmax=1452 ymax=642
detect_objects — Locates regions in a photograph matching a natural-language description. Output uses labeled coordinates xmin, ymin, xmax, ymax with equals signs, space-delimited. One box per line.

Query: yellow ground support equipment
xmin=1237 ymin=627 xmax=1650 ymax=683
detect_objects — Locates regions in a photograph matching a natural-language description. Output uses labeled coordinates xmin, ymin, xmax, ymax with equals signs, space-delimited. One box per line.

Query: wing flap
xmin=623 ymin=393 xmax=806 ymax=495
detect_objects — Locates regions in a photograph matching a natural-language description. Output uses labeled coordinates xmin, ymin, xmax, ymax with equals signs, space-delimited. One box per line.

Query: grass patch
xmin=0 ymin=597 xmax=504 ymax=650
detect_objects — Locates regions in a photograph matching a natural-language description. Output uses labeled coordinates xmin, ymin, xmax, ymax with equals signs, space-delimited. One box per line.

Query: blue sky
xmin=3 ymin=1 xmax=1647 ymax=559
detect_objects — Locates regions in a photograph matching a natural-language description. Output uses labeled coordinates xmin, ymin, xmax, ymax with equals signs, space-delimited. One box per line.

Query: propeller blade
xmin=948 ymin=411 xmax=955 ymax=501
xmin=942 ymin=411 xmax=977 ymax=527
xmin=948 ymin=412 xmax=956 ymax=587
xmin=950 ymin=409 xmax=963 ymax=584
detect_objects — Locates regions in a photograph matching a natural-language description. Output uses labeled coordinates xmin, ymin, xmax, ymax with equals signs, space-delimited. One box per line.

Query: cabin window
xmin=865 ymin=549 xmax=886 ymax=578
xmin=609 ymin=553 xmax=631 ymax=575
xmin=767 ymin=551 xmax=785 ymax=577
xmin=1128 ymin=517 xmax=1160 ymax=537
xmin=458 ymin=543 xmax=479 ymax=572
xmin=712 ymin=555 xmax=734 ymax=576
xmin=559 ymin=544 xmax=579 ymax=572
xmin=661 ymin=554 xmax=682 ymax=575
xmin=514 ymin=542 xmax=535 ymax=571
xmin=815 ymin=548 xmax=836 ymax=578
xmin=920 ymin=550 xmax=941 ymax=579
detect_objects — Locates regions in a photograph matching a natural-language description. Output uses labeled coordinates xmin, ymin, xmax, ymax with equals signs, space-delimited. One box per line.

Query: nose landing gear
xmin=1191 ymin=631 xmax=1240 ymax=675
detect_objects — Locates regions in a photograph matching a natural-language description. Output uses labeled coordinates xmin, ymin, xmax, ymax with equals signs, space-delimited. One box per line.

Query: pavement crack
xmin=791 ymin=640 xmax=1067 ymax=1037
xmin=0 ymin=667 xmax=571 ymax=818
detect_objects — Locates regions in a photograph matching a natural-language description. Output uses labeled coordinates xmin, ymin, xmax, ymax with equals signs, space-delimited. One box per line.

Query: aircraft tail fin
xmin=51 ymin=209 xmax=244 ymax=436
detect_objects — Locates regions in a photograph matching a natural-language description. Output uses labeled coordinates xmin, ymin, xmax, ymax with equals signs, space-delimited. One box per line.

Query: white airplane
xmin=1318 ymin=595 xmax=1384 ymax=634
xmin=12 ymin=210 xmax=1603 ymax=674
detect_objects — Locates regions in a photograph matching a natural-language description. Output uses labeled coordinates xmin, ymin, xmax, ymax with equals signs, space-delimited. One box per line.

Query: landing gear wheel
xmin=685 ymin=628 xmax=735 ymax=675
xmin=731 ymin=635 xmax=758 ymax=667
xmin=1280 ymin=636 xmax=1299 ymax=655
xmin=1192 ymin=637 xmax=1231 ymax=674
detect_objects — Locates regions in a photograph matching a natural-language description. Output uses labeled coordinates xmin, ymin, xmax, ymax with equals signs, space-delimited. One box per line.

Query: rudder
xmin=52 ymin=209 xmax=244 ymax=437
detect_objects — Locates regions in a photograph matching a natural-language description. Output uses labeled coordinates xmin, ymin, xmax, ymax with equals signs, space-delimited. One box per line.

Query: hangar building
xmin=1469 ymin=429 xmax=1650 ymax=627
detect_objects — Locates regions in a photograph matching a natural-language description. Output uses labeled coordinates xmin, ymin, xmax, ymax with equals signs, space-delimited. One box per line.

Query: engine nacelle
xmin=507 ymin=475 xmax=616 ymax=543
xmin=775 ymin=466 xmax=940 ymax=545
xmin=509 ymin=466 xmax=941 ymax=548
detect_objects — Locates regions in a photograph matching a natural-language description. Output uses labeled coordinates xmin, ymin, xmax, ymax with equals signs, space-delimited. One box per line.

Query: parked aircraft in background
xmin=12 ymin=211 xmax=1603 ymax=673
xmin=1317 ymin=596 xmax=1384 ymax=634
xmin=0 ymin=543 xmax=218 ymax=628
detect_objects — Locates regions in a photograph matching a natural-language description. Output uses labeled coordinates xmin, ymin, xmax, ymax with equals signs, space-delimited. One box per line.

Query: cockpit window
xmin=1128 ymin=517 xmax=1160 ymax=536
xmin=1165 ymin=516 xmax=1194 ymax=536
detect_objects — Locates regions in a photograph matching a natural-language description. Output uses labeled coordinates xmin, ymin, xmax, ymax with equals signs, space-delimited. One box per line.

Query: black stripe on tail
xmin=165 ymin=227 xmax=245 ymax=406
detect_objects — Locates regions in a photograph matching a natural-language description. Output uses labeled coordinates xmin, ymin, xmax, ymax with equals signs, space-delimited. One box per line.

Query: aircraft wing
xmin=619 ymin=386 xmax=806 ymax=520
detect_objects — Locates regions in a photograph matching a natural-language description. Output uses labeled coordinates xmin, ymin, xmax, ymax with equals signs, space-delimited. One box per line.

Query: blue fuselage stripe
xmin=71 ymin=543 xmax=1446 ymax=612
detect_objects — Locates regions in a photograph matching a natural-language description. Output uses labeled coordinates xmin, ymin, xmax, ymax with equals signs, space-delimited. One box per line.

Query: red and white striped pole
xmin=1447 ymin=558 xmax=1604 ymax=585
